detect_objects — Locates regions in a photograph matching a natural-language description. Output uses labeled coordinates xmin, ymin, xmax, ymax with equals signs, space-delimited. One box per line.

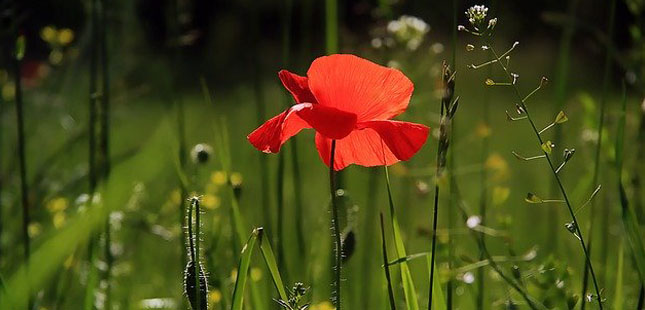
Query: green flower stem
xmin=329 ymin=140 xmax=342 ymax=310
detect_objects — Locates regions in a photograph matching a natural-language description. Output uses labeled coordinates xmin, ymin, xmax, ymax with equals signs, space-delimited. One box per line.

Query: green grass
xmin=0 ymin=3 xmax=644 ymax=310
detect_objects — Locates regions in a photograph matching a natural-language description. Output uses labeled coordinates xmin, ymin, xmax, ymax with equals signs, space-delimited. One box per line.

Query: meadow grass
xmin=1 ymin=2 xmax=645 ymax=310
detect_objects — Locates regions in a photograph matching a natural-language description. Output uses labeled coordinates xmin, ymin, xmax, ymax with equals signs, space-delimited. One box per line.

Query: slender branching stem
xmin=538 ymin=123 xmax=555 ymax=135
xmin=506 ymin=111 xmax=527 ymax=121
xmin=488 ymin=45 xmax=604 ymax=309
xmin=329 ymin=140 xmax=341 ymax=310
xmin=468 ymin=42 xmax=518 ymax=69
xmin=522 ymin=83 xmax=545 ymax=102
xmin=511 ymin=152 xmax=546 ymax=161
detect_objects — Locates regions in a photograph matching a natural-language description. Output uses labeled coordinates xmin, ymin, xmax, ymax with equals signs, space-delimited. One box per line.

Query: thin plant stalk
xmin=428 ymin=183 xmax=440 ymax=310
xmin=447 ymin=0 xmax=458 ymax=309
xmin=329 ymin=140 xmax=342 ymax=310
xmin=582 ymin=0 xmax=616 ymax=301
xmin=385 ymin=165 xmax=420 ymax=310
xmin=98 ymin=1 xmax=113 ymax=308
xmin=380 ymin=213 xmax=397 ymax=310
xmin=487 ymin=45 xmax=604 ymax=310
xmin=429 ymin=63 xmax=454 ymax=310
xmin=250 ymin=5 xmax=273 ymax=245
xmin=361 ymin=169 xmax=379 ymax=309
xmin=276 ymin=153 xmax=286 ymax=271
xmin=86 ymin=1 xmax=100 ymax=308
xmin=290 ymin=143 xmax=306 ymax=256
xmin=177 ymin=100 xmax=188 ymax=266
xmin=550 ymin=0 xmax=579 ymax=254
xmin=194 ymin=199 xmax=202 ymax=310
xmin=14 ymin=30 xmax=31 ymax=310
xmin=89 ymin=0 xmax=98 ymax=194
xmin=0 ymin=77 xmax=3 ymax=261
xmin=99 ymin=0 xmax=110 ymax=179
xmin=276 ymin=0 xmax=293 ymax=280
xmin=325 ymin=0 xmax=338 ymax=55
xmin=452 ymin=182 xmax=546 ymax=310
xmin=476 ymin=81 xmax=489 ymax=309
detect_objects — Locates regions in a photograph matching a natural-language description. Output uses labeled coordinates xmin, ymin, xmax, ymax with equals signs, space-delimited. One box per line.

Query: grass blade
xmin=380 ymin=213 xmax=397 ymax=310
xmin=426 ymin=256 xmax=447 ymax=310
xmin=385 ymin=167 xmax=419 ymax=310
xmin=616 ymin=84 xmax=645 ymax=286
xmin=213 ymin=120 xmax=267 ymax=310
xmin=613 ymin=240 xmax=624 ymax=310
xmin=231 ymin=229 xmax=260 ymax=310
xmin=257 ymin=228 xmax=289 ymax=301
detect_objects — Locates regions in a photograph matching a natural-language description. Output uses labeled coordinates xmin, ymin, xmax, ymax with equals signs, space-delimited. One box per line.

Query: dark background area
xmin=2 ymin=0 xmax=639 ymax=89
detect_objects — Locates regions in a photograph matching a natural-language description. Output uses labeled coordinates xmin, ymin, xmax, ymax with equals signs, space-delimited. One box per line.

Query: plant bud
xmin=184 ymin=260 xmax=208 ymax=310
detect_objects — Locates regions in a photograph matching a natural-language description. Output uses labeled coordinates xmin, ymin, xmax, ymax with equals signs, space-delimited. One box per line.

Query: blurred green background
xmin=0 ymin=0 xmax=644 ymax=309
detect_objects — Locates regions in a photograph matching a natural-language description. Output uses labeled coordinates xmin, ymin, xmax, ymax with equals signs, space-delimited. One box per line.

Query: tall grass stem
xmin=447 ymin=0 xmax=458 ymax=308
xmin=14 ymin=27 xmax=31 ymax=310
xmin=325 ymin=0 xmax=338 ymax=54
xmin=582 ymin=0 xmax=616 ymax=302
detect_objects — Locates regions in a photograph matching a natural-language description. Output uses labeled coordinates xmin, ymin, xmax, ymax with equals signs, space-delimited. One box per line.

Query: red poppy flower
xmin=247 ymin=54 xmax=429 ymax=170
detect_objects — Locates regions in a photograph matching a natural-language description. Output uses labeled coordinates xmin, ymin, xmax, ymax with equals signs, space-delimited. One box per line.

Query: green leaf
xmin=257 ymin=228 xmax=289 ymax=302
xmin=525 ymin=193 xmax=543 ymax=204
xmin=231 ymin=229 xmax=260 ymax=310
xmin=426 ymin=256 xmax=447 ymax=310
xmin=541 ymin=141 xmax=553 ymax=154
xmin=214 ymin=121 xmax=266 ymax=310
xmin=554 ymin=111 xmax=568 ymax=124
xmin=385 ymin=167 xmax=420 ymax=310
xmin=387 ymin=252 xmax=432 ymax=266
xmin=380 ymin=213 xmax=397 ymax=310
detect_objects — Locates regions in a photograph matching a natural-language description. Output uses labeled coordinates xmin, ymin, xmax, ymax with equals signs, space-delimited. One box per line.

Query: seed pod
xmin=341 ymin=229 xmax=355 ymax=262
xmin=184 ymin=260 xmax=208 ymax=310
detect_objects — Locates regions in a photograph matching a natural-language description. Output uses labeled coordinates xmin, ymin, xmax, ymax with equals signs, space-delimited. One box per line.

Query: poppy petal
xmin=314 ymin=120 xmax=428 ymax=170
xmin=297 ymin=104 xmax=357 ymax=139
xmin=247 ymin=103 xmax=312 ymax=153
xmin=307 ymin=54 xmax=414 ymax=122
xmin=357 ymin=120 xmax=429 ymax=160
xmin=278 ymin=70 xmax=317 ymax=104
xmin=248 ymin=103 xmax=358 ymax=153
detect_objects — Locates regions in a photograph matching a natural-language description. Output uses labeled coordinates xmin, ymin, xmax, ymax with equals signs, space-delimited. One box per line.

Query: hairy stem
xmin=329 ymin=140 xmax=341 ymax=310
